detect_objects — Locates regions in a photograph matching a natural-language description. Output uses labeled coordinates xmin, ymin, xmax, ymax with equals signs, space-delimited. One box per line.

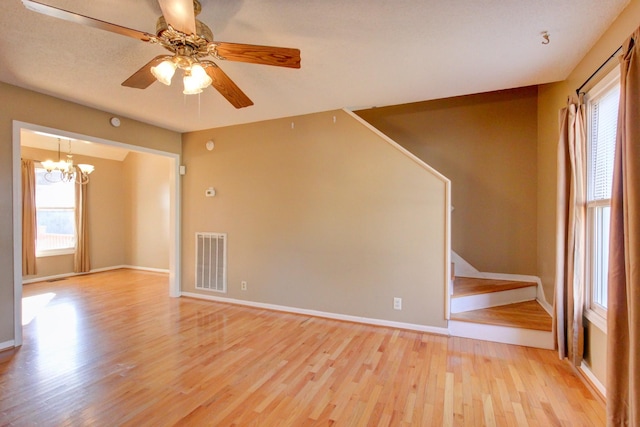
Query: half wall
xmin=181 ymin=109 xmax=450 ymax=328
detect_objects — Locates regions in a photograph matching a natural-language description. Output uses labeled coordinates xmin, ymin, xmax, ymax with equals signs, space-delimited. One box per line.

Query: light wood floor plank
xmin=0 ymin=269 xmax=604 ymax=426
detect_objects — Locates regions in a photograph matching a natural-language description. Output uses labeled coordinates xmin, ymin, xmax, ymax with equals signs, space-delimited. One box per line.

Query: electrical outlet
xmin=393 ymin=297 xmax=402 ymax=310
xmin=241 ymin=281 xmax=247 ymax=291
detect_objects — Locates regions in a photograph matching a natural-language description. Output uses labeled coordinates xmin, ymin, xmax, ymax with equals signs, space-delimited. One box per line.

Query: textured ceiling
xmin=0 ymin=0 xmax=630 ymax=133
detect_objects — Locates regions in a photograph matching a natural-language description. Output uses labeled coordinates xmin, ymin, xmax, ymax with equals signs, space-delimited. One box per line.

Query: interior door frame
xmin=12 ymin=120 xmax=181 ymax=347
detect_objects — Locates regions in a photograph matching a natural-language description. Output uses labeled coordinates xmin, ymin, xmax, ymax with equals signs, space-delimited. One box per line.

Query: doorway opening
xmin=12 ymin=120 xmax=181 ymax=347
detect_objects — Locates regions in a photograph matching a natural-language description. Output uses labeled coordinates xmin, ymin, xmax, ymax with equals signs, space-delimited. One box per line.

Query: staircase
xmin=449 ymin=276 xmax=554 ymax=349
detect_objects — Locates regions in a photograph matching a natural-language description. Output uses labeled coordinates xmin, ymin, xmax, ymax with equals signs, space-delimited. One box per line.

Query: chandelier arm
xmin=40 ymin=138 xmax=93 ymax=185
xmin=75 ymin=169 xmax=90 ymax=185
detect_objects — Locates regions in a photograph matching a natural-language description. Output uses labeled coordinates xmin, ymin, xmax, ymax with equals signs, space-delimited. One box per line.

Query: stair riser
xmin=449 ymin=320 xmax=554 ymax=349
xmin=451 ymin=286 xmax=537 ymax=313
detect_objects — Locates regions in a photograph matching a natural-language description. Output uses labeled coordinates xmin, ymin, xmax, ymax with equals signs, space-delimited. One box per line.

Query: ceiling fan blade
xmin=215 ymin=42 xmax=301 ymax=69
xmin=204 ymin=64 xmax=254 ymax=108
xmin=21 ymin=0 xmax=152 ymax=42
xmin=122 ymin=56 xmax=171 ymax=89
xmin=157 ymin=0 xmax=196 ymax=35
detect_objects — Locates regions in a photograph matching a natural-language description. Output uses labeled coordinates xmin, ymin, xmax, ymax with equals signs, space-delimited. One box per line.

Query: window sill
xmin=36 ymin=249 xmax=75 ymax=258
xmin=584 ymin=309 xmax=607 ymax=333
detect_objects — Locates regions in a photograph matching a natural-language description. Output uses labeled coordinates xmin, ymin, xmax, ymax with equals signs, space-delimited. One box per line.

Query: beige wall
xmin=537 ymin=0 xmax=640 ymax=387
xmin=584 ymin=322 xmax=608 ymax=385
xmin=356 ymin=87 xmax=538 ymax=276
xmin=181 ymin=109 xmax=449 ymax=327
xmin=123 ymin=151 xmax=171 ymax=270
xmin=0 ymin=81 xmax=180 ymax=345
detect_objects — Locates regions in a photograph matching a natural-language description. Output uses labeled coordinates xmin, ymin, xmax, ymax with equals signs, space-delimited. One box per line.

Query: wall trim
xmin=451 ymin=251 xmax=480 ymax=277
xmin=580 ymin=361 xmax=607 ymax=399
xmin=0 ymin=340 xmax=15 ymax=352
xmin=536 ymin=297 xmax=553 ymax=316
xmin=584 ymin=308 xmax=607 ymax=333
xmin=121 ymin=265 xmax=170 ymax=274
xmin=22 ymin=265 xmax=169 ymax=285
xmin=181 ymin=292 xmax=451 ymax=336
xmin=12 ymin=121 xmax=22 ymax=347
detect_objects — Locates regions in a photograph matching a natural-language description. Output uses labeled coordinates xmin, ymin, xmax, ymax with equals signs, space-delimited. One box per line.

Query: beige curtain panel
xmin=554 ymin=101 xmax=587 ymax=365
xmin=21 ymin=159 xmax=37 ymax=276
xmin=606 ymin=27 xmax=640 ymax=427
xmin=74 ymin=178 xmax=90 ymax=273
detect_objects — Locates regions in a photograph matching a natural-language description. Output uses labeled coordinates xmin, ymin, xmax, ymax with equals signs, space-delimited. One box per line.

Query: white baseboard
xmin=0 ymin=340 xmax=15 ymax=352
xmin=580 ymin=361 xmax=607 ymax=398
xmin=449 ymin=320 xmax=554 ymax=349
xmin=22 ymin=265 xmax=169 ymax=284
xmin=181 ymin=292 xmax=450 ymax=336
xmin=537 ymin=297 xmax=553 ymax=316
xmin=451 ymin=251 xmax=480 ymax=277
xmin=121 ymin=265 xmax=170 ymax=274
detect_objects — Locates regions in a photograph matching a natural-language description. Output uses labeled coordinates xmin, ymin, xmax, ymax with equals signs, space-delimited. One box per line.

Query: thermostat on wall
xmin=205 ymin=187 xmax=216 ymax=197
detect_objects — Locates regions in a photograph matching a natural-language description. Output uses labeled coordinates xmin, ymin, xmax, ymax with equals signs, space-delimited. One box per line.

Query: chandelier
xmin=41 ymin=138 xmax=95 ymax=185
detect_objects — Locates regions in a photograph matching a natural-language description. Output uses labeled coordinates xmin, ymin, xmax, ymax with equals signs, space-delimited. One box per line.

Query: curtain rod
xmin=575 ymin=45 xmax=622 ymax=95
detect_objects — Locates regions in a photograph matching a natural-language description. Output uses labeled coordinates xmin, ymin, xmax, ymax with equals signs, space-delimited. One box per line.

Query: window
xmin=35 ymin=167 xmax=76 ymax=256
xmin=585 ymin=68 xmax=619 ymax=321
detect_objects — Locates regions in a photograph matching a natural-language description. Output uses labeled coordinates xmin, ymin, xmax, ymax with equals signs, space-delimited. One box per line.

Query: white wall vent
xmin=195 ymin=232 xmax=227 ymax=293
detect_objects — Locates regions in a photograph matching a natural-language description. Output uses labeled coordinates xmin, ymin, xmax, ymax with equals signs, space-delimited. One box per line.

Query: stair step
xmin=453 ymin=276 xmax=537 ymax=297
xmin=451 ymin=276 xmax=538 ymax=313
xmin=450 ymin=300 xmax=552 ymax=331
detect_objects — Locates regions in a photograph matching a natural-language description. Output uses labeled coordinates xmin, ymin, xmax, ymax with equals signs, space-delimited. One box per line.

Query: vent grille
xmin=195 ymin=232 xmax=227 ymax=293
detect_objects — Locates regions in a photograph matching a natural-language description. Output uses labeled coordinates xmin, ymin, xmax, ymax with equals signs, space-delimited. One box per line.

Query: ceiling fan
xmin=21 ymin=0 xmax=301 ymax=108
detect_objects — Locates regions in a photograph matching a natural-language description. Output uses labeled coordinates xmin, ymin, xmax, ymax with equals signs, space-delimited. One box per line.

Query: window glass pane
xmin=35 ymin=169 xmax=75 ymax=207
xmin=593 ymin=205 xmax=610 ymax=309
xmin=36 ymin=209 xmax=76 ymax=251
xmin=35 ymin=168 xmax=75 ymax=252
xmin=589 ymin=87 xmax=619 ymax=201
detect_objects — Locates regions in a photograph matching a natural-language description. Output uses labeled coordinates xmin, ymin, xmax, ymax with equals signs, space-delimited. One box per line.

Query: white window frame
xmin=583 ymin=67 xmax=620 ymax=332
xmin=34 ymin=165 xmax=76 ymax=258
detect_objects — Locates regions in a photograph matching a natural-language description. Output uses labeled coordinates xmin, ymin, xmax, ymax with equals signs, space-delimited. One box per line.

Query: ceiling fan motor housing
xmin=155 ymin=16 xmax=213 ymax=43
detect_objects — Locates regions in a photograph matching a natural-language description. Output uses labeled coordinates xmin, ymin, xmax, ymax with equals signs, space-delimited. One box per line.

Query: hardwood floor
xmin=1 ymin=269 xmax=603 ymax=426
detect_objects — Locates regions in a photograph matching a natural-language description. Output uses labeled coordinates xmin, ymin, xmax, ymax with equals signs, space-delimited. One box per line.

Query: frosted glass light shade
xmin=151 ymin=60 xmax=177 ymax=86
xmin=78 ymin=164 xmax=95 ymax=174
xmin=41 ymin=160 xmax=57 ymax=172
xmin=183 ymin=73 xmax=204 ymax=94
xmin=190 ymin=64 xmax=212 ymax=88
xmin=57 ymin=160 xmax=71 ymax=173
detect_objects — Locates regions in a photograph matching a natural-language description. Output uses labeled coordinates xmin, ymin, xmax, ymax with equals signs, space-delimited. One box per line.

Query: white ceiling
xmin=0 ymin=0 xmax=630 ymax=133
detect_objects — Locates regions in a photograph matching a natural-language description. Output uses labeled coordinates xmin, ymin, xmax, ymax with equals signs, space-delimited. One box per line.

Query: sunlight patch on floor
xmin=22 ymin=292 xmax=55 ymax=325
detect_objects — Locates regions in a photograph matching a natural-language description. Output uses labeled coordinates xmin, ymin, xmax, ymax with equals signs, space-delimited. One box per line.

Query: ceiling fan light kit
xmin=21 ymin=0 xmax=301 ymax=108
